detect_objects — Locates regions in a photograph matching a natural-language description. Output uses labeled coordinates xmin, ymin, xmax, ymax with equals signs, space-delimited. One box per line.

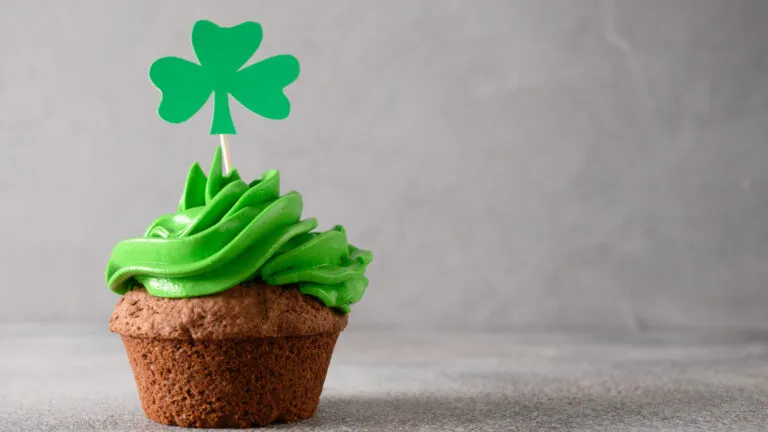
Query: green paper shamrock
xmin=149 ymin=20 xmax=300 ymax=135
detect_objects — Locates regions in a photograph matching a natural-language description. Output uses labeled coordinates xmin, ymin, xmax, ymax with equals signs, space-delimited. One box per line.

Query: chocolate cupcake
xmin=106 ymin=149 xmax=372 ymax=427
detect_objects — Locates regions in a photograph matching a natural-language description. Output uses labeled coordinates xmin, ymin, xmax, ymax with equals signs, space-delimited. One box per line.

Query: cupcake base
xmin=121 ymin=332 xmax=340 ymax=428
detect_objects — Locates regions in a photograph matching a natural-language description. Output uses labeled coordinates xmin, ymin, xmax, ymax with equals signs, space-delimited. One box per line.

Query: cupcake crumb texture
xmin=109 ymin=283 xmax=348 ymax=340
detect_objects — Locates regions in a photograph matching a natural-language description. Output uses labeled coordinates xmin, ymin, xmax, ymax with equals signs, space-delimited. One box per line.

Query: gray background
xmin=1 ymin=0 xmax=767 ymax=333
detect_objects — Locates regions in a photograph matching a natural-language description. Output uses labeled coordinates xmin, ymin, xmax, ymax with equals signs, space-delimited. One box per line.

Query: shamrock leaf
xmin=149 ymin=20 xmax=300 ymax=135
xmin=150 ymin=58 xmax=211 ymax=124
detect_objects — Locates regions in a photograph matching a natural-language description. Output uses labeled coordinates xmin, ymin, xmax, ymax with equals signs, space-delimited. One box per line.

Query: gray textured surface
xmin=2 ymin=0 xmax=768 ymax=331
xmin=2 ymin=325 xmax=768 ymax=431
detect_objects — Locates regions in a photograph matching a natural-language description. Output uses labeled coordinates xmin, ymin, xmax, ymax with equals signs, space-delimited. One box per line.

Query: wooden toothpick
xmin=219 ymin=134 xmax=232 ymax=175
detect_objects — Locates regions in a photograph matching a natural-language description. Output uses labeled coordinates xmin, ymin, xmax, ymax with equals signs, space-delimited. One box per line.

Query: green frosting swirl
xmin=106 ymin=148 xmax=372 ymax=313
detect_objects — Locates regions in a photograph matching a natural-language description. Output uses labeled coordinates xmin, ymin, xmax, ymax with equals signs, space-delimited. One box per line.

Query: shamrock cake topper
xmin=150 ymin=20 xmax=300 ymax=173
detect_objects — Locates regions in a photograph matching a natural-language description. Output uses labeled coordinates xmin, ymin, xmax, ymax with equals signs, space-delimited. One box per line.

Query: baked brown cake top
xmin=110 ymin=283 xmax=348 ymax=340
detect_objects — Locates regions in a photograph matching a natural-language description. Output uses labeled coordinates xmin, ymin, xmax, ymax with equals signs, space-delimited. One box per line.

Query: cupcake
xmin=106 ymin=149 xmax=373 ymax=427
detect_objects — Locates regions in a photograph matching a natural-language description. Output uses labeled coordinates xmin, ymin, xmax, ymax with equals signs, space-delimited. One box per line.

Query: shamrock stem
xmin=210 ymin=91 xmax=237 ymax=135
xmin=219 ymin=134 xmax=232 ymax=175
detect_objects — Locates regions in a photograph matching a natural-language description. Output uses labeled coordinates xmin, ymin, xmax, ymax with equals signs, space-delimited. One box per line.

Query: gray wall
xmin=1 ymin=0 xmax=767 ymax=332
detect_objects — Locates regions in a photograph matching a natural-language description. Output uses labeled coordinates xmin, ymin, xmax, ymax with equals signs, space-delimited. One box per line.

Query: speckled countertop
xmin=1 ymin=324 xmax=767 ymax=431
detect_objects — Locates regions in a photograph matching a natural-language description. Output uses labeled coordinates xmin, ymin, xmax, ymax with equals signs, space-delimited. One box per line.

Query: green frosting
xmin=105 ymin=149 xmax=372 ymax=313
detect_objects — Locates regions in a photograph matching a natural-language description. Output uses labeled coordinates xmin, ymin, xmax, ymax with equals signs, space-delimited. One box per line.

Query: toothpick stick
xmin=219 ymin=134 xmax=232 ymax=175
